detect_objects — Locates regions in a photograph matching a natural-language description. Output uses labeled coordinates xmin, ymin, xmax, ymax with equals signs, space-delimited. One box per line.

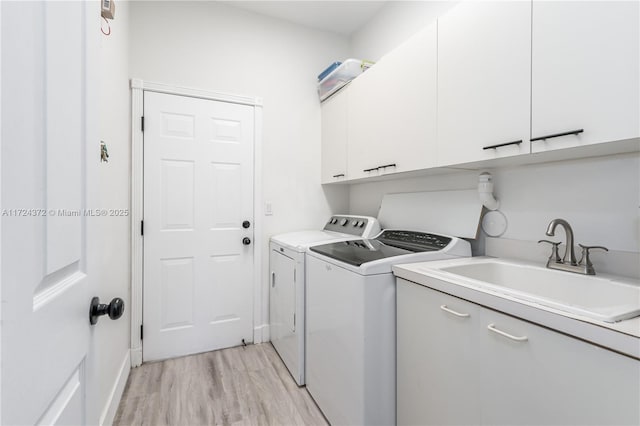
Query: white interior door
xmin=143 ymin=91 xmax=255 ymax=362
xmin=1 ymin=1 xmax=97 ymax=424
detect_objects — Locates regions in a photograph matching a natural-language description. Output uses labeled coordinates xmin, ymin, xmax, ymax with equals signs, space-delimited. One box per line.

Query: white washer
xmin=305 ymin=230 xmax=471 ymax=426
xmin=269 ymin=215 xmax=380 ymax=386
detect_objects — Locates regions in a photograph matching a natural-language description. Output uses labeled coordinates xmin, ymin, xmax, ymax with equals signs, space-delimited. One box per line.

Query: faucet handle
xmin=578 ymin=244 xmax=608 ymax=265
xmin=538 ymin=239 xmax=561 ymax=262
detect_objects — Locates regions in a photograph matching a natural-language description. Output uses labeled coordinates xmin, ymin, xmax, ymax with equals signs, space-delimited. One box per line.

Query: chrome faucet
xmin=545 ymin=218 xmax=577 ymax=265
xmin=538 ymin=218 xmax=608 ymax=275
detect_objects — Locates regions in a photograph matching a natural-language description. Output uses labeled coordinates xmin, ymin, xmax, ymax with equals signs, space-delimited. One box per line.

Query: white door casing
xmin=142 ymin=91 xmax=256 ymax=362
xmin=1 ymin=1 xmax=98 ymax=424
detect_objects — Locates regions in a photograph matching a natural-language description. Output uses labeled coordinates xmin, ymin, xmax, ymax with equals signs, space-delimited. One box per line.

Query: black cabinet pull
xmin=332 ymin=173 xmax=345 ymax=178
xmin=482 ymin=140 xmax=523 ymax=150
xmin=531 ymin=129 xmax=584 ymax=142
xmin=364 ymin=163 xmax=397 ymax=172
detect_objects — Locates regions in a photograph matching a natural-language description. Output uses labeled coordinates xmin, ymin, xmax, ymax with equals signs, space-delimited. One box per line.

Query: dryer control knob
xmin=340 ymin=218 xmax=348 ymax=226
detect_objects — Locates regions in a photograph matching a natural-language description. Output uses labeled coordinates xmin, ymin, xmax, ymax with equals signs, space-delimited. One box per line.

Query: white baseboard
xmin=254 ymin=323 xmax=269 ymax=343
xmin=99 ymin=350 xmax=131 ymax=426
xmin=130 ymin=347 xmax=142 ymax=368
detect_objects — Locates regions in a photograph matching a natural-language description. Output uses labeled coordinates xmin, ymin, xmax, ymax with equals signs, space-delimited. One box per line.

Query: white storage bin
xmin=318 ymin=58 xmax=373 ymax=102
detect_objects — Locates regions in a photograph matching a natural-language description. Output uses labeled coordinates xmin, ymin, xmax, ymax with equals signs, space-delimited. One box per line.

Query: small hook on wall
xmin=100 ymin=141 xmax=110 ymax=163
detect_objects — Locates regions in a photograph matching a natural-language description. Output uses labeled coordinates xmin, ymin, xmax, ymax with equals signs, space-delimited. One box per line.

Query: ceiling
xmin=222 ymin=1 xmax=388 ymax=36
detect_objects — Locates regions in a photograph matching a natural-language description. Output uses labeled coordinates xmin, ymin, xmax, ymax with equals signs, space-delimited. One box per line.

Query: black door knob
xmin=90 ymin=297 xmax=125 ymax=325
xmin=242 ymin=237 xmax=251 ymax=245
xmin=242 ymin=220 xmax=251 ymax=229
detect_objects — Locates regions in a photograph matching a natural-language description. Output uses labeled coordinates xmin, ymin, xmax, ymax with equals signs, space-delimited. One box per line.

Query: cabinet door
xmin=480 ymin=309 xmax=640 ymax=425
xmin=531 ymin=1 xmax=640 ymax=153
xmin=437 ymin=1 xmax=531 ymax=166
xmin=321 ymin=90 xmax=348 ymax=183
xmin=397 ymin=280 xmax=481 ymax=426
xmin=347 ymin=24 xmax=438 ymax=180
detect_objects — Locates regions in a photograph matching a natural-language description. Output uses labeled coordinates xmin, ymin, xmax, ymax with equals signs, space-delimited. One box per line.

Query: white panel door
xmin=2 ymin=1 xmax=98 ymax=425
xmin=143 ymin=92 xmax=255 ymax=361
xmin=531 ymin=1 xmax=640 ymax=153
xmin=437 ymin=1 xmax=531 ymax=166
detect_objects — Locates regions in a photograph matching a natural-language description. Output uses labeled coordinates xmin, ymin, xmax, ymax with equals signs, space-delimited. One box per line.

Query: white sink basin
xmin=435 ymin=260 xmax=640 ymax=323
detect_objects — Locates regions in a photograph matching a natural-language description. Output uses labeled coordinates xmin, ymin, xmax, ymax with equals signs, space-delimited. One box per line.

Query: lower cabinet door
xmin=480 ymin=309 xmax=640 ymax=426
xmin=397 ymin=279 xmax=481 ymax=425
xmin=397 ymin=280 xmax=640 ymax=426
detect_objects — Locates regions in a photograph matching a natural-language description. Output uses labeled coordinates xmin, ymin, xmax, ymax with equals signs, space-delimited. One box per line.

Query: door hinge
xmin=141 ymin=116 xmax=144 ymax=132
xmin=140 ymin=324 xmax=144 ymax=340
xmin=141 ymin=220 xmax=144 ymax=236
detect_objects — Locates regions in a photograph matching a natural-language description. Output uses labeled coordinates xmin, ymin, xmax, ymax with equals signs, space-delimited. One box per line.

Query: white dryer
xmin=269 ymin=215 xmax=380 ymax=386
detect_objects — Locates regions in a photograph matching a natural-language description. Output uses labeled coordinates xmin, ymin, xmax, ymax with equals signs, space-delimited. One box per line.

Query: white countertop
xmin=393 ymin=257 xmax=640 ymax=359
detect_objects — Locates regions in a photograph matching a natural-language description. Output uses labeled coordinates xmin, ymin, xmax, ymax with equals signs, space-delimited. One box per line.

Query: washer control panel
xmin=324 ymin=215 xmax=381 ymax=237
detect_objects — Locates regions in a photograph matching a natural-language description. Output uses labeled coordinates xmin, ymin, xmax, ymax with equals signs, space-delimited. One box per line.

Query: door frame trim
xmin=129 ymin=79 xmax=264 ymax=367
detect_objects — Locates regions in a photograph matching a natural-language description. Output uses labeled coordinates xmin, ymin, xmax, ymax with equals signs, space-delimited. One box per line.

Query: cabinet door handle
xmin=531 ymin=129 xmax=583 ymax=142
xmin=487 ymin=323 xmax=528 ymax=342
xmin=332 ymin=173 xmax=345 ymax=178
xmin=482 ymin=140 xmax=523 ymax=150
xmin=378 ymin=163 xmax=396 ymax=169
xmin=363 ymin=167 xmax=379 ymax=172
xmin=440 ymin=305 xmax=470 ymax=318
xmin=271 ymin=272 xmax=276 ymax=288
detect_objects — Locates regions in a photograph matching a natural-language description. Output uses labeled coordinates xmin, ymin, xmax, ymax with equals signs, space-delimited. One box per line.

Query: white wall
xmin=129 ymin=1 xmax=350 ymax=337
xmin=350 ymin=154 xmax=640 ymax=252
xmin=349 ymin=1 xmax=456 ymax=60
xmin=89 ymin=3 xmax=132 ymax=425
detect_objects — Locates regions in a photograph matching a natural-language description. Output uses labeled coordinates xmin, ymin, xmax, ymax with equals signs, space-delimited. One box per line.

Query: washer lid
xmin=377 ymin=190 xmax=482 ymax=239
xmin=309 ymin=230 xmax=450 ymax=267
xmin=271 ymin=230 xmax=352 ymax=252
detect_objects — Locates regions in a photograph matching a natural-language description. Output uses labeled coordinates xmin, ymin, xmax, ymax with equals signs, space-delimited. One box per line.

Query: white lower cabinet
xmin=397 ymin=280 xmax=481 ymax=425
xmin=397 ymin=278 xmax=640 ymax=426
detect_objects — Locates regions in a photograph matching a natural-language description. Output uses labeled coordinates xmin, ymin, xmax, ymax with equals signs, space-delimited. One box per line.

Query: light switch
xmin=264 ymin=202 xmax=273 ymax=216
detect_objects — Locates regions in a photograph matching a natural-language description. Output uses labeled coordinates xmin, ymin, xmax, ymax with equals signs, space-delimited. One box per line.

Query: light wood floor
xmin=114 ymin=343 xmax=328 ymax=426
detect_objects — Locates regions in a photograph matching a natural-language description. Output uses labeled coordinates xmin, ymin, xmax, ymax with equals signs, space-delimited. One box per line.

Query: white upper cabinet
xmin=347 ymin=23 xmax=438 ymax=180
xmin=437 ymin=1 xmax=531 ymax=166
xmin=321 ymin=90 xmax=348 ymax=183
xmin=530 ymin=1 xmax=640 ymax=153
xmin=320 ymin=1 xmax=639 ymax=184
